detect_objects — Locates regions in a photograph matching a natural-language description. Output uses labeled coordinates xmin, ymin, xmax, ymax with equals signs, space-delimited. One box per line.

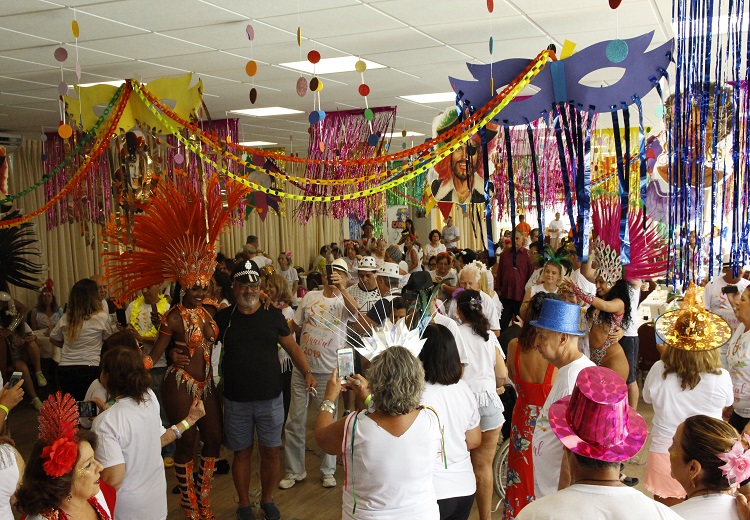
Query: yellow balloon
xmin=71 ymin=20 xmax=80 ymax=38
xmin=354 ymin=59 xmax=366 ymax=73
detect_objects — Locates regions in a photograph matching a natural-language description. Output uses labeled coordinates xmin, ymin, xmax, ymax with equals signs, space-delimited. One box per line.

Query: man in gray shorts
xmin=214 ymin=260 xmax=317 ymax=520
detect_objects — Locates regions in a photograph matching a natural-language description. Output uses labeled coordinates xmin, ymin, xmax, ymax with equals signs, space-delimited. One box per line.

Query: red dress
xmin=504 ymin=347 xmax=554 ymax=520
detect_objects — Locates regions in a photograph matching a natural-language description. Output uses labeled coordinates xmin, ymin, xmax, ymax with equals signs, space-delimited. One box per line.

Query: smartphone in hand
xmin=337 ymin=348 xmax=355 ymax=382
xmin=76 ymin=401 xmax=98 ymax=418
xmin=8 ymin=371 xmax=22 ymax=387
xmin=325 ymin=264 xmax=334 ymax=285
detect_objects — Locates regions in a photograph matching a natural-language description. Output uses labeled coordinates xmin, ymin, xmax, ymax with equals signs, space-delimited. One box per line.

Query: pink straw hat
xmin=548 ymin=366 xmax=647 ymax=463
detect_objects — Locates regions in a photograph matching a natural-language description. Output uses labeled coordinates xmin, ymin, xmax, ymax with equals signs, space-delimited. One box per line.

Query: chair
xmin=637 ymin=323 xmax=661 ymax=388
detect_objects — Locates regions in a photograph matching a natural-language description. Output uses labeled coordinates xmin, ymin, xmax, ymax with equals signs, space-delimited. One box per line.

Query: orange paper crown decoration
xmin=104 ymin=177 xmax=248 ymax=301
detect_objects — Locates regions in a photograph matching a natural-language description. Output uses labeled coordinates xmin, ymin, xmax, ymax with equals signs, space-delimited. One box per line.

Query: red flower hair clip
xmin=38 ymin=392 xmax=80 ymax=478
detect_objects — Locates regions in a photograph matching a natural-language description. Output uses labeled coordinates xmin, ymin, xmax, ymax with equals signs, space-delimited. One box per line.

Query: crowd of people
xmin=3 ymin=208 xmax=750 ymax=520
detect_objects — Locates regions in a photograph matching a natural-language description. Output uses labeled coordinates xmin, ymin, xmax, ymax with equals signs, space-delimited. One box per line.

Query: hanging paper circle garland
xmin=249 ymin=88 xmax=258 ymax=104
xmin=489 ymin=36 xmax=494 ymax=54
xmin=609 ymin=0 xmax=623 ymax=8
xmin=296 ymin=27 xmax=302 ymax=46
xmin=75 ymin=62 xmax=81 ymax=81
xmin=654 ymin=104 xmax=666 ymax=118
xmin=57 ymin=82 xmax=69 ymax=96
xmin=40 ymin=133 xmax=48 ymax=142
xmin=487 ymin=0 xmax=494 ymax=12
xmin=367 ymin=132 xmax=380 ymax=146
xmin=605 ymin=39 xmax=628 ymax=63
xmin=354 ymin=59 xmax=366 ymax=73
xmin=174 ymin=153 xmax=185 ymax=164
xmin=245 ymin=60 xmax=258 ymax=76
xmin=318 ymin=141 xmax=325 ymax=153
xmin=358 ymin=84 xmax=370 ymax=96
xmin=364 ymin=108 xmax=374 ymax=121
xmin=309 ymin=77 xmax=323 ymax=92
xmin=401 ymin=129 xmax=407 ymax=138
xmin=71 ymin=20 xmax=80 ymax=38
xmin=246 ymin=24 xmax=255 ymax=40
xmin=58 ymin=123 xmax=72 ymax=139
xmin=296 ymin=76 xmax=308 ymax=97
xmin=54 ymin=47 xmax=68 ymax=62
xmin=307 ymin=50 xmax=320 ymax=64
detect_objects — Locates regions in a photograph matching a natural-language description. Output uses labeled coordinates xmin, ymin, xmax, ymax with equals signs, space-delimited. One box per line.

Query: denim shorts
xmin=224 ymin=393 xmax=284 ymax=451
xmin=620 ymin=336 xmax=639 ymax=384
xmin=478 ymin=403 xmax=505 ymax=432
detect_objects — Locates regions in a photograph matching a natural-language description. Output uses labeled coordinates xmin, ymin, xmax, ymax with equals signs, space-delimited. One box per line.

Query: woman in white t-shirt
xmin=455 ymin=289 xmax=508 ymax=520
xmin=419 ymin=323 xmax=481 ymax=520
xmin=726 ymin=285 xmax=750 ymax=435
xmin=93 ymin=346 xmax=205 ymax=520
xmin=0 ymin=442 xmax=22 ymax=519
xmin=315 ymin=347 xmax=443 ymax=520
xmin=669 ymin=415 xmax=744 ymax=519
xmin=643 ymin=326 xmax=733 ymax=506
xmin=424 ymin=230 xmax=447 ymax=264
xmin=50 ymin=278 xmax=114 ymax=401
xmin=277 ymin=252 xmax=300 ymax=296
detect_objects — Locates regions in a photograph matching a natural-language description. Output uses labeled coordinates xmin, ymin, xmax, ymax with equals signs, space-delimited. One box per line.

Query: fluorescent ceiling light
xmin=383 ymin=131 xmax=424 ymax=138
xmin=279 ymin=56 xmax=385 ymax=75
xmin=77 ymin=80 xmax=126 ymax=88
xmin=238 ymin=141 xmax=278 ymax=147
xmin=399 ymin=92 xmax=456 ymax=104
xmin=230 ymin=107 xmax=304 ymax=117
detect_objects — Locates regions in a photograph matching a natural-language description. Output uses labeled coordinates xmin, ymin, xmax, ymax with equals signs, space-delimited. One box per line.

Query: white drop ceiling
xmin=0 ymin=0 xmax=677 ymax=150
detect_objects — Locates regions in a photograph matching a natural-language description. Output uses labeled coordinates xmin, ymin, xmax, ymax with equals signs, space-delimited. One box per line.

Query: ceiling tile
xmin=258 ymin=4 xmax=405 ymax=39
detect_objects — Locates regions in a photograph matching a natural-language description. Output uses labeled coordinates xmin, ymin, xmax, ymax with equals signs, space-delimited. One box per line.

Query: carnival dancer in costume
xmin=103 ymin=178 xmax=247 ymax=520
xmin=16 ymin=392 xmax=115 ymax=520
xmin=561 ymin=197 xmax=666 ymax=371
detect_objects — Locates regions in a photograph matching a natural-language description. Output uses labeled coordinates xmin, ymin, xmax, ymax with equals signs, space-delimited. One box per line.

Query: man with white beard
xmin=214 ymin=260 xmax=317 ymax=520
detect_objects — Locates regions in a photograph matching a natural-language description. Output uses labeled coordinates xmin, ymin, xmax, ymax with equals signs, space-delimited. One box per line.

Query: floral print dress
xmin=504 ymin=347 xmax=554 ymax=520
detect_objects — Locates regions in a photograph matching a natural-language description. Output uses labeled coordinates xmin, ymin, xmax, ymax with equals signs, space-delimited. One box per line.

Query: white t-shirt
xmin=253 ymin=254 xmax=273 ymax=268
xmin=643 ymin=360 xmax=733 ymax=453
xmin=342 ymin=410 xmax=442 ymax=519
xmin=525 ymin=268 xmax=543 ymax=291
xmin=0 ymin=443 xmax=19 ymax=520
xmin=425 ymin=243 xmax=447 ymax=259
xmin=622 ymin=284 xmax=641 ymax=337
xmin=727 ymin=324 xmax=750 ymax=417
xmin=457 ymin=322 xmax=504 ymax=410
xmin=517 ymin=484 xmax=683 ymax=519
xmin=279 ymin=267 xmax=300 ymax=291
xmin=421 ymin=381 xmax=479 ymax=500
xmin=125 ymin=299 xmax=167 ymax=368
xmin=294 ymin=290 xmax=347 ymax=373
xmin=432 ymin=313 xmax=469 ymax=366
xmin=571 ymin=268 xmax=597 ymax=298
xmin=446 ymin=290 xmax=501 ymax=332
xmin=51 ymin=311 xmax=113 ymax=366
xmin=671 ymin=493 xmax=739 ymax=520
xmin=547 ymin=219 xmax=565 ymax=238
xmin=703 ymin=276 xmax=750 ymax=332
xmin=92 ymin=389 xmax=166 ymax=520
xmin=80 ymin=378 xmax=108 ymax=429
xmin=442 ymin=225 xmax=460 ymax=246
xmin=532 ymin=354 xmax=595 ymax=498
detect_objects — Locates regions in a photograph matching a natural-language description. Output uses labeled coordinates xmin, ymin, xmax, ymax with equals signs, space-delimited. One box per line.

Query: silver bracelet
xmin=319 ymin=400 xmax=336 ymax=414
xmin=170 ymin=424 xmax=182 ymax=440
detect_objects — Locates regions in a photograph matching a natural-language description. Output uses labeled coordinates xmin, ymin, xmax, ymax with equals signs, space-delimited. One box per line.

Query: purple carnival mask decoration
xmin=449 ymin=31 xmax=674 ymax=124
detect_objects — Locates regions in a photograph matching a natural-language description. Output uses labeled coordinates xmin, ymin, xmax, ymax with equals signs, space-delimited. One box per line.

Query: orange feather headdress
xmin=103 ymin=178 xmax=247 ymax=301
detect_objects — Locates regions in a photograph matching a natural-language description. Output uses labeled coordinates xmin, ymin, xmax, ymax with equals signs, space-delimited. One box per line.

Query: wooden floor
xmin=8 ymin=386 xmax=654 ymax=520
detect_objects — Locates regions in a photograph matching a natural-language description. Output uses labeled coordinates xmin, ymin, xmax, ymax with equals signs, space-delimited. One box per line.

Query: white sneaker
xmin=322 ymin=474 xmax=336 ymax=488
xmin=278 ymin=472 xmax=306 ymax=489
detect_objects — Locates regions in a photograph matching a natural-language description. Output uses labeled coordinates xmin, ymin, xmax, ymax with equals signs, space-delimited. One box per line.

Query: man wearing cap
xmin=346 ymin=262 xmax=403 ymax=334
xmin=442 ymin=216 xmax=460 ymax=249
xmin=495 ymin=230 xmax=534 ymax=331
xmin=215 ymin=260 xmax=317 ymax=520
xmin=518 ymin=366 xmax=681 ymax=519
xmin=281 ymin=258 xmax=351 ymax=491
xmin=529 ymin=298 xmax=595 ymax=499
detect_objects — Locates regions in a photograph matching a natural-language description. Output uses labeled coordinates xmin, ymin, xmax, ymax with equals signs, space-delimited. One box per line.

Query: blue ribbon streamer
xmin=526 ymin=121 xmax=544 ymax=251
xmin=576 ymin=107 xmax=594 ymax=264
xmin=503 ymin=122 xmax=517 ymax=266
xmin=480 ymin=125 xmax=495 ymax=259
xmin=633 ymin=95 xmax=648 ymax=220
xmin=553 ymin=104 xmax=578 ymax=259
xmin=610 ymin=108 xmax=630 ymax=268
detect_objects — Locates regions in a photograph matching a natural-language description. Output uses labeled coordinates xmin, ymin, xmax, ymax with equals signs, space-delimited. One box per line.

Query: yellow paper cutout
xmin=561 ymin=40 xmax=576 ymax=59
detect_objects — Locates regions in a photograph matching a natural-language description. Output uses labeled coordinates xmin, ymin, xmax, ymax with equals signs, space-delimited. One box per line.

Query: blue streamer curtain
xmin=669 ymin=0 xmax=749 ymax=287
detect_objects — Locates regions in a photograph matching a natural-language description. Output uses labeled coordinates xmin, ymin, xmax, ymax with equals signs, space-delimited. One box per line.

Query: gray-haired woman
xmin=315 ymin=346 xmax=443 ymax=519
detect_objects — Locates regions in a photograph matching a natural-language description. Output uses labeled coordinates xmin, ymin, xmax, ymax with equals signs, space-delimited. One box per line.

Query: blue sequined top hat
xmin=530 ymin=298 xmax=586 ymax=336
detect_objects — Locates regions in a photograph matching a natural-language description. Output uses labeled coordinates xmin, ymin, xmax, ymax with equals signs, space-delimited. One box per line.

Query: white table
xmin=637 ymin=289 xmax=670 ymax=326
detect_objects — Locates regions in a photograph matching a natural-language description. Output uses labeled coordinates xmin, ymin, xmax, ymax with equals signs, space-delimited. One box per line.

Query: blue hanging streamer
xmin=633 ymin=95 xmax=648 ymax=218
xmin=526 ymin=121 xmax=544 ymax=251
xmin=480 ymin=125 xmax=495 ymax=259
xmin=576 ymin=107 xmax=594 ymax=264
xmin=503 ymin=122 xmax=517 ymax=266
xmin=610 ymin=108 xmax=630 ymax=268
xmin=552 ymin=104 xmax=578 ymax=259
